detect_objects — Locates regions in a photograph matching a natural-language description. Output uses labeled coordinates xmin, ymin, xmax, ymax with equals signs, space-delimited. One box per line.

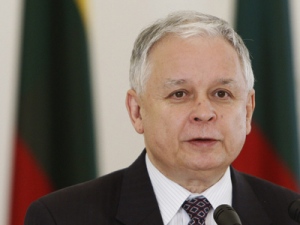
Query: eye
xmin=173 ymin=91 xmax=186 ymax=98
xmin=216 ymin=90 xmax=227 ymax=98
xmin=168 ymin=90 xmax=188 ymax=100
xmin=214 ymin=90 xmax=231 ymax=99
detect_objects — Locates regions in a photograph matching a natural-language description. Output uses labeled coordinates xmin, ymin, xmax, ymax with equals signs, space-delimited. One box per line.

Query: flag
xmin=232 ymin=0 xmax=300 ymax=191
xmin=10 ymin=0 xmax=97 ymax=224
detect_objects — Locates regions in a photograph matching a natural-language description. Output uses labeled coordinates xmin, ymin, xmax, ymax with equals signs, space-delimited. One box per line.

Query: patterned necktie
xmin=182 ymin=196 xmax=212 ymax=225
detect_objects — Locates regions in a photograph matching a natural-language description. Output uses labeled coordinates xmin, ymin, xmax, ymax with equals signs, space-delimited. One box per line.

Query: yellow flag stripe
xmin=75 ymin=0 xmax=88 ymax=26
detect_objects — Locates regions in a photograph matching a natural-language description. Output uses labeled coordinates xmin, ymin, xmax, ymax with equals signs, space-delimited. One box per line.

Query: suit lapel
xmin=231 ymin=168 xmax=272 ymax=225
xmin=116 ymin=150 xmax=164 ymax=225
xmin=115 ymin=153 xmax=274 ymax=225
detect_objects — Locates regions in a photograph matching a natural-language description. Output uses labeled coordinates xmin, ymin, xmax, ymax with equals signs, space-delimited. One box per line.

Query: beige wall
xmin=1 ymin=0 xmax=299 ymax=224
xmin=0 ymin=1 xmax=22 ymax=224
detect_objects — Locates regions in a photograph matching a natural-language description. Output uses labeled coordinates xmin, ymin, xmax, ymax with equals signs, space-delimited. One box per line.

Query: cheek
xmin=142 ymin=106 xmax=172 ymax=136
xmin=144 ymin=107 xmax=188 ymax=148
xmin=221 ymin=109 xmax=247 ymax=145
xmin=226 ymin=104 xmax=247 ymax=126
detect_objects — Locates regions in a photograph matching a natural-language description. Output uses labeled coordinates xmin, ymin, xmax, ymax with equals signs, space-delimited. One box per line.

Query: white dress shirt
xmin=146 ymin=154 xmax=232 ymax=225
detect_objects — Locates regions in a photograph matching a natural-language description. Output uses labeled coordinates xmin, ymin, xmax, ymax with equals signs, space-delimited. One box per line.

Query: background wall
xmin=0 ymin=0 xmax=299 ymax=224
xmin=0 ymin=1 xmax=21 ymax=224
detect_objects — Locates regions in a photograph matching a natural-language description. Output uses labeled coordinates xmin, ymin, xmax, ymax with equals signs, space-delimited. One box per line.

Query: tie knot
xmin=182 ymin=196 xmax=212 ymax=225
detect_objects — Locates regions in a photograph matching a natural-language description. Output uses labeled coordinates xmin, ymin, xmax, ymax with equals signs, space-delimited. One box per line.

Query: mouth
xmin=189 ymin=137 xmax=217 ymax=141
xmin=187 ymin=138 xmax=218 ymax=147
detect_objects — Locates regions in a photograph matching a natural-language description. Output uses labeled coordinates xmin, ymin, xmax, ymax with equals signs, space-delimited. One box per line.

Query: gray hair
xmin=129 ymin=10 xmax=254 ymax=94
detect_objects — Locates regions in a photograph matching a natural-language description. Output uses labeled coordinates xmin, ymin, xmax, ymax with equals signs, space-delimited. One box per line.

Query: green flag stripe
xmin=236 ymin=0 xmax=299 ymax=178
xmin=18 ymin=0 xmax=96 ymax=189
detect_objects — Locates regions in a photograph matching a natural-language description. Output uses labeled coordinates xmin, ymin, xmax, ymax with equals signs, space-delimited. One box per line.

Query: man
xmin=25 ymin=11 xmax=300 ymax=225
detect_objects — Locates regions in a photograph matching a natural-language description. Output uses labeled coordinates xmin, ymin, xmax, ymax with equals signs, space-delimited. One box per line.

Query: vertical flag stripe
xmin=10 ymin=136 xmax=53 ymax=225
xmin=10 ymin=0 xmax=97 ymax=224
xmin=75 ymin=0 xmax=88 ymax=26
xmin=234 ymin=124 xmax=298 ymax=191
xmin=233 ymin=0 xmax=299 ymax=191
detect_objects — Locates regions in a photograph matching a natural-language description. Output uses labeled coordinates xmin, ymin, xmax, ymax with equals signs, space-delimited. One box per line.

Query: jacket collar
xmin=231 ymin=167 xmax=272 ymax=225
xmin=115 ymin=151 xmax=272 ymax=225
xmin=116 ymin=150 xmax=164 ymax=225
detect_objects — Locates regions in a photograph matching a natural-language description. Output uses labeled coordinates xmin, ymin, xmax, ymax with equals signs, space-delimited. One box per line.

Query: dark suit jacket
xmin=25 ymin=150 xmax=300 ymax=225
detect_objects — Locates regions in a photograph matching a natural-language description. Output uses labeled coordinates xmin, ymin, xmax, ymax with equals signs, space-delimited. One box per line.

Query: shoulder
xmin=233 ymin=169 xmax=300 ymax=224
xmin=43 ymin=168 xmax=125 ymax=206
xmin=25 ymin=169 xmax=126 ymax=224
xmin=241 ymin=171 xmax=299 ymax=200
xmin=25 ymin=151 xmax=148 ymax=225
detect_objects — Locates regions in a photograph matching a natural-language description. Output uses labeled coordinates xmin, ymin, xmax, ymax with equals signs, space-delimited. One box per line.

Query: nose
xmin=190 ymin=100 xmax=216 ymax=122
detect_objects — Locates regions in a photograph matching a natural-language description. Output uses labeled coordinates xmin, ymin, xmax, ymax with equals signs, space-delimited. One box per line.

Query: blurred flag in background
xmin=10 ymin=0 xmax=97 ymax=224
xmin=233 ymin=0 xmax=300 ymax=191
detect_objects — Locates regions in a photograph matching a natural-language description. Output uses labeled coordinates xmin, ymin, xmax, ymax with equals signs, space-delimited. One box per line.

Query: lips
xmin=187 ymin=138 xmax=219 ymax=147
xmin=191 ymin=138 xmax=215 ymax=141
xmin=188 ymin=137 xmax=217 ymax=141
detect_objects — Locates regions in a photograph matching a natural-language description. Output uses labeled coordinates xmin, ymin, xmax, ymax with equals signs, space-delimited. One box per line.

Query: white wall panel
xmin=0 ymin=1 xmax=22 ymax=224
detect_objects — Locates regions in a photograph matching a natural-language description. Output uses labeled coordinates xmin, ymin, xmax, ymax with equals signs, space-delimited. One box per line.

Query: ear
xmin=246 ymin=89 xmax=255 ymax=134
xmin=125 ymin=89 xmax=144 ymax=134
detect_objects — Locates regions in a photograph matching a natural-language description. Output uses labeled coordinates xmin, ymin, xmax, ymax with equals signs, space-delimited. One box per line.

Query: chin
xmin=186 ymin=157 xmax=228 ymax=171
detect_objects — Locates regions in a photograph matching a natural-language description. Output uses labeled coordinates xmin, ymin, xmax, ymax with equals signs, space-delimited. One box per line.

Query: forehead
xmin=148 ymin=34 xmax=238 ymax=64
xmin=146 ymin=35 xmax=245 ymax=87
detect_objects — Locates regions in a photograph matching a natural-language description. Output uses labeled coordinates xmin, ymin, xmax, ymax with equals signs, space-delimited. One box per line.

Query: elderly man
xmin=25 ymin=11 xmax=300 ymax=225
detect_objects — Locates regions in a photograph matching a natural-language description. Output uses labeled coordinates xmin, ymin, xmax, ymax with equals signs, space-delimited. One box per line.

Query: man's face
xmin=127 ymin=35 xmax=255 ymax=181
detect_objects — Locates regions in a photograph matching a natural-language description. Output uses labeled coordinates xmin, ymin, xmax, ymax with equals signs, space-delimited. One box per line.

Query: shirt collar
xmin=189 ymin=166 xmax=232 ymax=210
xmin=146 ymin=154 xmax=232 ymax=225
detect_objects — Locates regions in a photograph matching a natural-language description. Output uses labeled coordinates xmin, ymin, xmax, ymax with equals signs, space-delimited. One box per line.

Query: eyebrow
xmin=163 ymin=79 xmax=188 ymax=88
xmin=216 ymin=78 xmax=237 ymax=86
xmin=164 ymin=78 xmax=236 ymax=86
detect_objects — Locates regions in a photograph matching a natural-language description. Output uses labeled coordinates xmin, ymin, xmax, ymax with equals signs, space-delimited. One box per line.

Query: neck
xmin=168 ymin=168 xmax=226 ymax=193
xmin=148 ymin=157 xmax=227 ymax=193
